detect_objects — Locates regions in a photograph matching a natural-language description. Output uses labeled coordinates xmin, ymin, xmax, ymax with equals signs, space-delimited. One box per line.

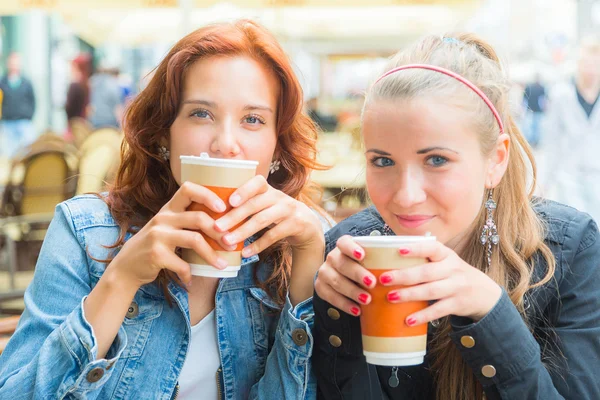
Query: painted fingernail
xmin=399 ymin=248 xmax=410 ymax=255
xmin=229 ymin=194 xmax=241 ymax=207
xmin=380 ymin=274 xmax=392 ymax=284
xmin=406 ymin=317 xmax=417 ymax=326
xmin=214 ymin=200 xmax=226 ymax=212
xmin=242 ymin=247 xmax=254 ymax=257
xmin=216 ymin=258 xmax=228 ymax=269
xmin=387 ymin=292 xmax=400 ymax=301
xmin=350 ymin=307 xmax=360 ymax=316
xmin=358 ymin=293 xmax=369 ymax=304
xmin=353 ymin=249 xmax=363 ymax=260
xmin=363 ymin=276 xmax=373 ymax=286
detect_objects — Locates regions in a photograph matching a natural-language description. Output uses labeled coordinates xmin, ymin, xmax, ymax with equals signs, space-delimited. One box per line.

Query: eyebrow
xmin=416 ymin=146 xmax=459 ymax=154
xmin=365 ymin=149 xmax=392 ymax=155
xmin=366 ymin=147 xmax=459 ymax=156
xmin=181 ymin=99 xmax=217 ymax=108
xmin=181 ymin=99 xmax=273 ymax=114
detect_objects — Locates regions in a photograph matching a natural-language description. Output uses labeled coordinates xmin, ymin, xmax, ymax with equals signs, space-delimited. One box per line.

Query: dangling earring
xmin=480 ymin=189 xmax=498 ymax=269
xmin=158 ymin=146 xmax=170 ymax=161
xmin=269 ymin=159 xmax=281 ymax=175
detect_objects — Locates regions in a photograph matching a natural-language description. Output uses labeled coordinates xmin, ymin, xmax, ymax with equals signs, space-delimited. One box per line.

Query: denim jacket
xmin=0 ymin=195 xmax=319 ymax=399
xmin=313 ymin=200 xmax=600 ymax=400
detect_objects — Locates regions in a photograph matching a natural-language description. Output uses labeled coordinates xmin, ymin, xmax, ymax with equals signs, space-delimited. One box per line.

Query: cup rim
xmin=180 ymin=155 xmax=259 ymax=169
xmin=353 ymin=235 xmax=436 ymax=247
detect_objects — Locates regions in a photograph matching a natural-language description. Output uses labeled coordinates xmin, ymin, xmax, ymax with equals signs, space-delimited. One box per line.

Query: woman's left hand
xmin=213 ymin=175 xmax=324 ymax=256
xmin=382 ymin=240 xmax=502 ymax=326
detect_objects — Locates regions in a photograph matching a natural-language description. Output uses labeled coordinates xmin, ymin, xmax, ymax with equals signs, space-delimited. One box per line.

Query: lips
xmin=395 ymin=214 xmax=434 ymax=229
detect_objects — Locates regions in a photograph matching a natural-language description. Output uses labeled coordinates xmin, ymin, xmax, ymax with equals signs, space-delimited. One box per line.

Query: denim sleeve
xmin=249 ymin=294 xmax=316 ymax=399
xmin=449 ymin=216 xmax=600 ymax=399
xmin=0 ymin=203 xmax=127 ymax=399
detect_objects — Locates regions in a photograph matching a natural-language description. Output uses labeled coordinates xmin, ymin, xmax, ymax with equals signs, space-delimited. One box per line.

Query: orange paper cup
xmin=354 ymin=235 xmax=436 ymax=366
xmin=180 ymin=154 xmax=258 ymax=278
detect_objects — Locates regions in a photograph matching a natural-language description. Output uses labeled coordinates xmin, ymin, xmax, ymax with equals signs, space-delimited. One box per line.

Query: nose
xmin=209 ymin=119 xmax=241 ymax=157
xmin=391 ymin=167 xmax=427 ymax=209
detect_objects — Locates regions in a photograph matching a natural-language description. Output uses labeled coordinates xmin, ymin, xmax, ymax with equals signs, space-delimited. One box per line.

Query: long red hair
xmin=106 ymin=20 xmax=325 ymax=305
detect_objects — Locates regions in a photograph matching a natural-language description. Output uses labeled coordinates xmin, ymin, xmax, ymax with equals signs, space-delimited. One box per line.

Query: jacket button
xmin=126 ymin=302 xmax=139 ymax=319
xmin=292 ymin=329 xmax=308 ymax=346
xmin=460 ymin=335 xmax=475 ymax=348
xmin=329 ymin=335 xmax=342 ymax=348
xmin=327 ymin=308 xmax=341 ymax=320
xmin=369 ymin=230 xmax=381 ymax=236
xmin=86 ymin=367 xmax=105 ymax=383
xmin=481 ymin=365 xmax=496 ymax=378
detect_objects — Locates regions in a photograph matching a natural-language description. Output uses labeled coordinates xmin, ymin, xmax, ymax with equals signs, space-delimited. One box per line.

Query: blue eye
xmin=245 ymin=114 xmax=265 ymax=125
xmin=426 ymin=155 xmax=448 ymax=167
xmin=371 ymin=157 xmax=395 ymax=167
xmin=191 ymin=109 xmax=211 ymax=119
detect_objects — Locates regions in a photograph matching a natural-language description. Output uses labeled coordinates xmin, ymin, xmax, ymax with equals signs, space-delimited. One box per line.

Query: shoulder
xmin=534 ymin=198 xmax=599 ymax=282
xmin=324 ymin=206 xmax=385 ymax=254
xmin=59 ymin=193 xmax=118 ymax=232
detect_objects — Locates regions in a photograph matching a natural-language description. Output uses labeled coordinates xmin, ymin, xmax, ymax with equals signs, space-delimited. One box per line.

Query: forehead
xmin=362 ymin=98 xmax=477 ymax=146
xmin=182 ymin=56 xmax=279 ymax=96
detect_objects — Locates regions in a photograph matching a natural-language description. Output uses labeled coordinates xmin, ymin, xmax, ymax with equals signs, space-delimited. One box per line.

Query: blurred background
xmin=0 ymin=0 xmax=598 ymax=345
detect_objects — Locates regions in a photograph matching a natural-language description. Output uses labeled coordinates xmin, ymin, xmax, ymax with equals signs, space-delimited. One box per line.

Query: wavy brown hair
xmin=105 ymin=20 xmax=325 ymax=305
xmin=365 ymin=33 xmax=556 ymax=399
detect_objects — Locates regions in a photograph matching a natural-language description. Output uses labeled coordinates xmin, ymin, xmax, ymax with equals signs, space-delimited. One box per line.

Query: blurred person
xmin=540 ymin=37 xmax=600 ymax=222
xmin=0 ymin=20 xmax=328 ymax=399
xmin=0 ymin=52 xmax=36 ymax=157
xmin=313 ymin=34 xmax=600 ymax=399
xmin=522 ymin=74 xmax=547 ymax=147
xmin=65 ymin=53 xmax=92 ymax=139
xmin=88 ymin=62 xmax=123 ymax=129
xmin=306 ymin=97 xmax=338 ymax=132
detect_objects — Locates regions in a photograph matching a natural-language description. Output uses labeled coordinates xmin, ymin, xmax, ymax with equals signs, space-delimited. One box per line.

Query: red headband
xmin=373 ymin=64 xmax=505 ymax=134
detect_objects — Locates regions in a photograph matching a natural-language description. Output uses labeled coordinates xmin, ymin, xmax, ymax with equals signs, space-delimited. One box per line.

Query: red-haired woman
xmin=0 ymin=20 xmax=328 ymax=399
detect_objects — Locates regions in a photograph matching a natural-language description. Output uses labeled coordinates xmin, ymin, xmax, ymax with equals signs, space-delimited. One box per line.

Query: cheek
xmin=366 ymin=170 xmax=393 ymax=208
xmin=239 ymin=131 xmax=277 ymax=178
xmin=430 ymin=166 xmax=485 ymax=232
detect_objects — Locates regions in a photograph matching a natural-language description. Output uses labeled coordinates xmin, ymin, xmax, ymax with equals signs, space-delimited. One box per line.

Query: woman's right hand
xmin=314 ymin=235 xmax=377 ymax=316
xmin=108 ymin=182 xmax=235 ymax=289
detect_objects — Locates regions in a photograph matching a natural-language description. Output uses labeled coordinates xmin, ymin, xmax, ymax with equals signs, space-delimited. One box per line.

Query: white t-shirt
xmin=178 ymin=310 xmax=220 ymax=399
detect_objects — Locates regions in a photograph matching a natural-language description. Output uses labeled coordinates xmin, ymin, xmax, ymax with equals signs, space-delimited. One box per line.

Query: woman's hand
xmin=109 ymin=182 xmax=235 ymax=289
xmin=214 ymin=175 xmax=324 ymax=256
xmin=315 ymin=235 xmax=376 ymax=316
xmin=214 ymin=175 xmax=325 ymax=305
xmin=379 ymin=240 xmax=502 ymax=325
xmin=314 ymin=236 xmax=502 ymax=324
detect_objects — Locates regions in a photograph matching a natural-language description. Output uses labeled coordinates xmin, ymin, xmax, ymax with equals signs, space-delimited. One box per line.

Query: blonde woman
xmin=313 ymin=34 xmax=600 ymax=399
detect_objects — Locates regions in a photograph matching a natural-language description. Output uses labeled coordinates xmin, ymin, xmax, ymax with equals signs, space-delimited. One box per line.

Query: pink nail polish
xmin=406 ymin=317 xmax=417 ymax=326
xmin=399 ymin=248 xmax=410 ymax=255
xmin=350 ymin=307 xmax=360 ymax=316
xmin=387 ymin=292 xmax=400 ymax=301
xmin=358 ymin=294 xmax=369 ymax=304
xmin=353 ymin=249 xmax=363 ymax=260
xmin=363 ymin=276 xmax=373 ymax=286
xmin=380 ymin=275 xmax=392 ymax=284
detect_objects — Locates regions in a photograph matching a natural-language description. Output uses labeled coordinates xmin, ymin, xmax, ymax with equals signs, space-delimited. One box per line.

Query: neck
xmin=576 ymin=77 xmax=600 ymax=96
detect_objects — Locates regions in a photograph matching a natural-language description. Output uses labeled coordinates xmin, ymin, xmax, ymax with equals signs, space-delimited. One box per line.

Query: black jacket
xmin=0 ymin=75 xmax=35 ymax=121
xmin=313 ymin=200 xmax=600 ymax=399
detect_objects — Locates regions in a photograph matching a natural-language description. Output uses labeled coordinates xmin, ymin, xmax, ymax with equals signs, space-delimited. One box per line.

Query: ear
xmin=486 ymin=133 xmax=510 ymax=189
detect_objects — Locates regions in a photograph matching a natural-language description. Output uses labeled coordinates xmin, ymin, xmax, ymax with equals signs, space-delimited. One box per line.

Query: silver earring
xmin=269 ymin=159 xmax=281 ymax=175
xmin=158 ymin=146 xmax=170 ymax=161
xmin=480 ymin=189 xmax=499 ymax=269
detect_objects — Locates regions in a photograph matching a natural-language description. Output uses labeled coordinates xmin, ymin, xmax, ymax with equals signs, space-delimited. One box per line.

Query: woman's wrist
xmin=289 ymin=238 xmax=325 ymax=306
